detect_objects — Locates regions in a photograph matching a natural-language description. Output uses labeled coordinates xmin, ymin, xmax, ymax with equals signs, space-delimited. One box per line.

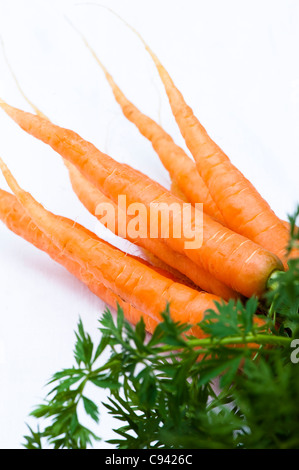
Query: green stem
xmin=89 ymin=335 xmax=291 ymax=375
xmin=268 ymin=302 xmax=277 ymax=324
xmin=161 ymin=333 xmax=291 ymax=352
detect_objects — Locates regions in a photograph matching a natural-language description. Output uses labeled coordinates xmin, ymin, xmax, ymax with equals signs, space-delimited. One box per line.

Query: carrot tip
xmin=0 ymin=157 xmax=22 ymax=198
xmin=0 ymin=157 xmax=8 ymax=172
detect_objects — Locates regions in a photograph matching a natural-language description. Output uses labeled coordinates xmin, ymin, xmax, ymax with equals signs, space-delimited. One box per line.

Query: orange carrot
xmin=69 ymin=25 xmax=224 ymax=223
xmin=0 ymin=188 xmax=158 ymax=334
xmin=129 ymin=31 xmax=292 ymax=265
xmin=0 ymin=100 xmax=284 ymax=297
xmin=0 ymin=159 xmax=227 ymax=338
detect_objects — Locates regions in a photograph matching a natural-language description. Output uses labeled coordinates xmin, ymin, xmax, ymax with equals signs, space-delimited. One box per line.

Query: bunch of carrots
xmin=0 ymin=17 xmax=295 ymax=340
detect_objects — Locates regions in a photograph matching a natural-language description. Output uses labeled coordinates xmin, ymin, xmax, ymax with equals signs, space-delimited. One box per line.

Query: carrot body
xmin=140 ymin=45 xmax=293 ymax=265
xmin=66 ymin=160 xmax=238 ymax=300
xmin=0 ymin=189 xmax=158 ymax=334
xmin=0 ymin=101 xmax=284 ymax=298
xmin=170 ymin=180 xmax=189 ymax=203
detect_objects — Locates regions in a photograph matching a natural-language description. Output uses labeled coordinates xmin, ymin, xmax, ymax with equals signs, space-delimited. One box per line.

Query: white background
xmin=0 ymin=0 xmax=298 ymax=449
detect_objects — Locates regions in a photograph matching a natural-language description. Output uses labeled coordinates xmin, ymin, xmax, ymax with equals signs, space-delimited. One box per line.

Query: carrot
xmin=0 ymin=158 xmax=228 ymax=338
xmin=66 ymin=160 xmax=238 ymax=299
xmin=0 ymin=100 xmax=284 ymax=297
xmin=0 ymin=188 xmax=158 ymax=334
xmin=69 ymin=23 xmax=224 ymax=223
xmin=124 ymin=28 xmax=293 ymax=265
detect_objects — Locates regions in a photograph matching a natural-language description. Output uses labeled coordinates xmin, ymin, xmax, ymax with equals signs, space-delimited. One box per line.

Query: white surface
xmin=0 ymin=0 xmax=298 ymax=449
